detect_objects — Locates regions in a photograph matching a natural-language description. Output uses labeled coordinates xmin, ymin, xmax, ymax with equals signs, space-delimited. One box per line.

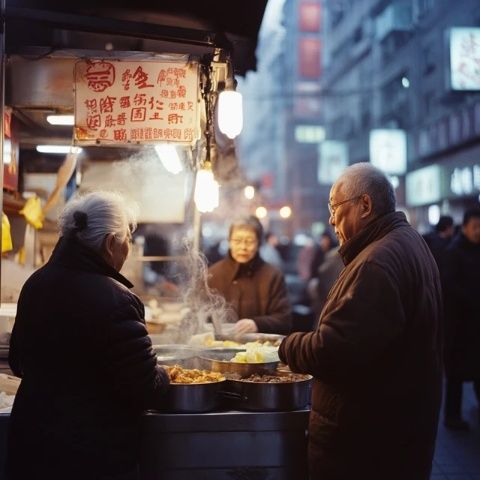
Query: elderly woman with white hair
xmin=7 ymin=191 xmax=170 ymax=480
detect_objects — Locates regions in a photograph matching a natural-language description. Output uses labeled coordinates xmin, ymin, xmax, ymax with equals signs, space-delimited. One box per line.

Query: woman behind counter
xmin=207 ymin=216 xmax=292 ymax=335
xmin=7 ymin=191 xmax=170 ymax=480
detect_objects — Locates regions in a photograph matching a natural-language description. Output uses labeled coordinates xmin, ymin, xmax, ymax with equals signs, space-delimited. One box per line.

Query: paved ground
xmin=432 ymin=382 xmax=480 ymax=480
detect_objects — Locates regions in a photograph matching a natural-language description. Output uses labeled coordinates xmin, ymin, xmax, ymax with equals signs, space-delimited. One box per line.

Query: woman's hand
xmin=235 ymin=318 xmax=258 ymax=335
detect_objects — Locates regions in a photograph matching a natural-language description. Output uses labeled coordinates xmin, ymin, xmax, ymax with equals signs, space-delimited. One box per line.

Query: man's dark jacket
xmin=208 ymin=253 xmax=292 ymax=334
xmin=7 ymin=236 xmax=169 ymax=480
xmin=442 ymin=232 xmax=480 ymax=379
xmin=279 ymin=212 xmax=443 ymax=480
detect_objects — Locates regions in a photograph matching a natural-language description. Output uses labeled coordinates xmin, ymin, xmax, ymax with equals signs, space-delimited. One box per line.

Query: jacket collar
xmin=223 ymin=251 xmax=265 ymax=281
xmin=339 ymin=211 xmax=409 ymax=265
xmin=49 ymin=235 xmax=134 ymax=289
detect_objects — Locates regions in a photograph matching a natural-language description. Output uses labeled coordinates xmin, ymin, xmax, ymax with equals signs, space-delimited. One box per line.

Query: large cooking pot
xmin=161 ymin=380 xmax=227 ymax=413
xmin=199 ymin=348 xmax=278 ymax=377
xmin=222 ymin=373 xmax=312 ymax=412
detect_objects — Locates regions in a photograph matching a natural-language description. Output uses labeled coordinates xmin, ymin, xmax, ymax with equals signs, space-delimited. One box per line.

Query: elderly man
xmin=279 ymin=163 xmax=443 ymax=480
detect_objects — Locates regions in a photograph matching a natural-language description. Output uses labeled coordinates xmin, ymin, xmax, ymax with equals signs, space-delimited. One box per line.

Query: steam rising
xmin=178 ymin=239 xmax=236 ymax=343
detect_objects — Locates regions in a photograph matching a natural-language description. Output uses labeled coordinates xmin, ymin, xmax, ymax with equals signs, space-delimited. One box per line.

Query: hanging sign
xmin=74 ymin=59 xmax=200 ymax=145
xmin=449 ymin=27 xmax=480 ymax=91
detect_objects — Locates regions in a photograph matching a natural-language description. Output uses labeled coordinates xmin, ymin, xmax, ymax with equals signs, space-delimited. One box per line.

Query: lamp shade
xmin=194 ymin=168 xmax=219 ymax=213
xmin=218 ymin=90 xmax=243 ymax=139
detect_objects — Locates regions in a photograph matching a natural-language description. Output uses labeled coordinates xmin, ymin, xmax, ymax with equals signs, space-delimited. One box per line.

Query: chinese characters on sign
xmin=74 ymin=60 xmax=200 ymax=145
xmin=450 ymin=27 xmax=480 ymax=91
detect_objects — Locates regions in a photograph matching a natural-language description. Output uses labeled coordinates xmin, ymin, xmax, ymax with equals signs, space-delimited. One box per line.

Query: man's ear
xmin=104 ymin=233 xmax=116 ymax=258
xmin=360 ymin=194 xmax=373 ymax=218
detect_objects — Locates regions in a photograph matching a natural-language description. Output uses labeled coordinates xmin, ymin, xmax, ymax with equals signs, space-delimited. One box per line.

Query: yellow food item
xmin=165 ymin=365 xmax=225 ymax=384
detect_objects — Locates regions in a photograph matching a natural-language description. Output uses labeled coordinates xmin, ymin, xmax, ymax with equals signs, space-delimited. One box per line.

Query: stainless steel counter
xmin=0 ymin=409 xmax=309 ymax=480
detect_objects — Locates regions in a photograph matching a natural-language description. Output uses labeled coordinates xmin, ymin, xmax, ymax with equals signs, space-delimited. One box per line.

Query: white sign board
xmin=405 ymin=165 xmax=442 ymax=207
xmin=369 ymin=129 xmax=407 ymax=175
xmin=450 ymin=27 xmax=480 ymax=91
xmin=74 ymin=60 xmax=200 ymax=145
xmin=317 ymin=141 xmax=348 ymax=185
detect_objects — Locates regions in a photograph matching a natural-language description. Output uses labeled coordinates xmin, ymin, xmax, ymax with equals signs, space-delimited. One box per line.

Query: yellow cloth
xmin=19 ymin=196 xmax=44 ymax=229
xmin=2 ymin=212 xmax=13 ymax=253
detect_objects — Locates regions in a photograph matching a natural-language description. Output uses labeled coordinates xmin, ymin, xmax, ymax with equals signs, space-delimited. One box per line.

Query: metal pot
xmin=154 ymin=344 xmax=200 ymax=368
xmin=222 ymin=374 xmax=312 ymax=412
xmin=161 ymin=379 xmax=227 ymax=413
xmin=199 ymin=348 xmax=278 ymax=377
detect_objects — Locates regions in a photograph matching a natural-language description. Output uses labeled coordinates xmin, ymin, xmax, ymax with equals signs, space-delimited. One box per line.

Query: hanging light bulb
xmin=218 ymin=89 xmax=243 ymax=139
xmin=194 ymin=162 xmax=220 ymax=213
xmin=154 ymin=144 xmax=183 ymax=174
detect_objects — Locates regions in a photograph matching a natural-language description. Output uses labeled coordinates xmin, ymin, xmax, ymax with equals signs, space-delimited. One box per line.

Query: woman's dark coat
xmin=279 ymin=212 xmax=443 ymax=480
xmin=208 ymin=254 xmax=292 ymax=334
xmin=7 ymin=236 xmax=169 ymax=480
xmin=442 ymin=233 xmax=480 ymax=379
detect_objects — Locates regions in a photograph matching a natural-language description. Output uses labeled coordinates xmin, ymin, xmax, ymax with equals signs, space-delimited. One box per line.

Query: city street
xmin=432 ymin=383 xmax=480 ymax=480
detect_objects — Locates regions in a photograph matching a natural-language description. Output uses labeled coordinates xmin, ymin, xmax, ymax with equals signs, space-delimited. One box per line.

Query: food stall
xmin=0 ymin=3 xmax=311 ymax=479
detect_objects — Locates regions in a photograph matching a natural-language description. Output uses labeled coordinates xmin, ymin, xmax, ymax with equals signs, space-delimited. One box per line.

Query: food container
xmin=199 ymin=348 xmax=278 ymax=377
xmin=159 ymin=365 xmax=227 ymax=413
xmin=222 ymin=373 xmax=313 ymax=412
xmin=162 ymin=380 xmax=227 ymax=413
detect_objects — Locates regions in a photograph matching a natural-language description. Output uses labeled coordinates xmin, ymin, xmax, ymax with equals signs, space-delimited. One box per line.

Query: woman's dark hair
xmin=462 ymin=208 xmax=480 ymax=226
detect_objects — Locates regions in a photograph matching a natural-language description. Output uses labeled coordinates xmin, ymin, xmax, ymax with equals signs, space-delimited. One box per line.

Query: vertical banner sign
xmin=74 ymin=59 xmax=200 ymax=145
xmin=450 ymin=27 xmax=480 ymax=91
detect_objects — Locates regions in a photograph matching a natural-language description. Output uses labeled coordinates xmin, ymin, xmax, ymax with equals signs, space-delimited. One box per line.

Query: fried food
xmin=165 ymin=365 xmax=225 ymax=384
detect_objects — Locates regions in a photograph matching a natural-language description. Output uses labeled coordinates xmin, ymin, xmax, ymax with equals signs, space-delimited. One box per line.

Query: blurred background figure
xmin=442 ymin=208 xmax=480 ymax=431
xmin=308 ymin=230 xmax=343 ymax=320
xmin=208 ymin=215 xmax=292 ymax=335
xmin=260 ymin=231 xmax=283 ymax=269
xmin=423 ymin=215 xmax=455 ymax=272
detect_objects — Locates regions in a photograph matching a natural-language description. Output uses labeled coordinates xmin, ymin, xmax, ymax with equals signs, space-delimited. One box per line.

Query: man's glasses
xmin=328 ymin=195 xmax=364 ymax=216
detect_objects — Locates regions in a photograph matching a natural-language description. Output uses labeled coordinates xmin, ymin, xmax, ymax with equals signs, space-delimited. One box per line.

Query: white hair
xmin=337 ymin=162 xmax=396 ymax=216
xmin=58 ymin=191 xmax=138 ymax=254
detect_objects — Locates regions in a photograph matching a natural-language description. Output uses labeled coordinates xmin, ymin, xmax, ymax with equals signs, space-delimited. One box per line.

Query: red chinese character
xmin=168 ymin=113 xmax=183 ymax=125
xmin=144 ymin=128 xmax=153 ymax=140
xmin=104 ymin=115 xmax=116 ymax=127
xmin=131 ymin=107 xmax=146 ymax=122
xmin=133 ymin=94 xmax=147 ymax=106
xmin=160 ymin=89 xmax=169 ymax=98
xmin=99 ymin=129 xmax=108 ymax=138
xmin=149 ymin=112 xmax=164 ymax=121
xmin=178 ymin=102 xmax=185 ymax=111
xmin=187 ymin=101 xmax=193 ymax=111
xmin=84 ymin=99 xmax=98 ymax=112
xmin=122 ymin=69 xmax=132 ymax=90
xmin=87 ymin=114 xmax=101 ymax=130
xmin=117 ymin=112 xmax=127 ymax=125
xmin=148 ymin=97 xmax=164 ymax=110
xmin=133 ymin=66 xmax=153 ymax=89
xmin=100 ymin=96 xmax=117 ymax=113
xmin=178 ymin=86 xmax=186 ymax=98
xmin=169 ymin=91 xmax=177 ymax=99
xmin=85 ymin=61 xmax=115 ymax=93
xmin=120 ymin=96 xmax=131 ymax=108
xmin=166 ymin=78 xmax=173 ymax=87
xmin=156 ymin=70 xmax=167 ymax=84
xmin=169 ymin=102 xmax=178 ymax=111
xmin=184 ymin=128 xmax=194 ymax=141
xmin=114 ymin=129 xmax=127 ymax=141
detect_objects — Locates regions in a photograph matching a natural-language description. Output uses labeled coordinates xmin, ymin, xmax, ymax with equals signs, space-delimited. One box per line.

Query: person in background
xmin=279 ymin=163 xmax=443 ymax=480
xmin=208 ymin=215 xmax=292 ymax=335
xmin=423 ymin=215 xmax=455 ymax=272
xmin=7 ymin=191 xmax=170 ymax=480
xmin=260 ymin=231 xmax=283 ymax=269
xmin=442 ymin=208 xmax=480 ymax=431
xmin=307 ymin=230 xmax=343 ymax=320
